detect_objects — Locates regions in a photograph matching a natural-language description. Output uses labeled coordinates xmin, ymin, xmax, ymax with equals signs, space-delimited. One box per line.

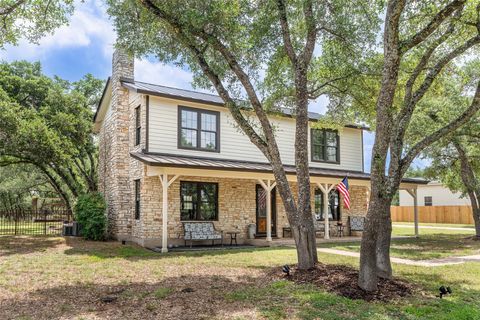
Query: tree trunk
xmin=359 ymin=190 xmax=391 ymax=291
xmin=454 ymin=141 xmax=480 ymax=239
xmin=375 ymin=200 xmax=393 ymax=279
xmin=290 ymin=211 xmax=318 ymax=269
xmin=469 ymin=194 xmax=480 ymax=239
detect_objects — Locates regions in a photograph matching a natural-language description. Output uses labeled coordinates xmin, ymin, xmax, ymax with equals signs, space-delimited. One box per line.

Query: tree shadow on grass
xmin=62 ymin=236 xmax=294 ymax=262
xmin=0 ymin=235 xmax=64 ymax=257
xmin=0 ymin=274 xmax=267 ymax=320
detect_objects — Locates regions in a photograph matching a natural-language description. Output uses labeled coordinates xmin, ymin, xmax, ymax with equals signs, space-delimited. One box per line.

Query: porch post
xmin=406 ymin=188 xmax=419 ymax=238
xmin=159 ymin=173 xmax=179 ymax=253
xmin=413 ymin=188 xmax=419 ymax=238
xmin=258 ymin=179 xmax=276 ymax=242
xmin=317 ymin=183 xmax=334 ymax=240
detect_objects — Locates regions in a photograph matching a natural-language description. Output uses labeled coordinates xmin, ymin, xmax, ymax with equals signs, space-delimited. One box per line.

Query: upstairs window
xmin=178 ymin=106 xmax=220 ymax=152
xmin=134 ymin=179 xmax=141 ymax=220
xmin=180 ymin=181 xmax=218 ymax=221
xmin=311 ymin=129 xmax=339 ymax=163
xmin=135 ymin=106 xmax=141 ymax=146
xmin=424 ymin=196 xmax=433 ymax=206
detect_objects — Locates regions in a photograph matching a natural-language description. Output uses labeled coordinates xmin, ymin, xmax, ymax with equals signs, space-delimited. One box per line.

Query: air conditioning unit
xmin=62 ymin=224 xmax=73 ymax=236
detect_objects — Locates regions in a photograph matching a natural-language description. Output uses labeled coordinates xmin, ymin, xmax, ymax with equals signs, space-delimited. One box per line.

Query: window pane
xmin=135 ymin=107 xmax=141 ymax=127
xmin=312 ymin=130 xmax=324 ymax=145
xmin=312 ymin=145 xmax=324 ymax=161
xmin=201 ymin=113 xmax=217 ymax=132
xmin=314 ymin=190 xmax=324 ymax=220
xmin=181 ymin=182 xmax=217 ymax=221
xmin=181 ymin=129 xmax=197 ymax=147
xmin=326 ymin=147 xmax=337 ymax=161
xmin=257 ymin=187 xmax=267 ymax=218
xmin=181 ymin=183 xmax=197 ymax=220
xmin=201 ymin=131 xmax=216 ymax=150
xmin=181 ymin=110 xmax=198 ymax=129
xmin=328 ymin=190 xmax=340 ymax=221
xmin=326 ymin=132 xmax=337 ymax=147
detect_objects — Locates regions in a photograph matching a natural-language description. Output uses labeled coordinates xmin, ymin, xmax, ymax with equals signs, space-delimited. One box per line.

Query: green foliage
xmin=0 ymin=0 xmax=74 ymax=48
xmin=0 ymin=61 xmax=103 ymax=209
xmin=74 ymin=192 xmax=107 ymax=241
xmin=0 ymin=164 xmax=54 ymax=210
xmin=106 ymin=0 xmax=382 ymax=125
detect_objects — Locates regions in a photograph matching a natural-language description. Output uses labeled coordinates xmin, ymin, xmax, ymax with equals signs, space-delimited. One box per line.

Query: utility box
xmin=62 ymin=224 xmax=73 ymax=236
xmin=248 ymin=224 xmax=256 ymax=239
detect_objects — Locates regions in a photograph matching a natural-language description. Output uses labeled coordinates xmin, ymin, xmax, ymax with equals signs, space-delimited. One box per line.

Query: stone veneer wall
xmin=132 ymin=175 xmax=369 ymax=247
xmin=98 ymin=49 xmax=134 ymax=240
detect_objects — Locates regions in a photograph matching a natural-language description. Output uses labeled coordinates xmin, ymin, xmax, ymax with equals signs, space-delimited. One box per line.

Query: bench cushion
xmin=183 ymin=222 xmax=222 ymax=240
xmin=349 ymin=216 xmax=365 ymax=231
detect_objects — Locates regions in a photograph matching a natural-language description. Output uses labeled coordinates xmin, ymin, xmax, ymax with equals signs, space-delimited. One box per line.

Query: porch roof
xmin=130 ymin=152 xmax=428 ymax=185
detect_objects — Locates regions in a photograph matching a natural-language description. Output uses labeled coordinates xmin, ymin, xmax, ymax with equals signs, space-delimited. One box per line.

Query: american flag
xmin=337 ymin=177 xmax=350 ymax=210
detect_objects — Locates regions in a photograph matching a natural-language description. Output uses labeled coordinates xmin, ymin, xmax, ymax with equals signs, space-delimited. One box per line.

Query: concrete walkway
xmin=317 ymin=248 xmax=480 ymax=267
xmin=393 ymin=224 xmax=475 ymax=231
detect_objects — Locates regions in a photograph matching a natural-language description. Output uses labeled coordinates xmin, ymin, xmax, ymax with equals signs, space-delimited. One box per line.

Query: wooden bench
xmin=348 ymin=216 xmax=365 ymax=235
xmin=182 ymin=222 xmax=223 ymax=248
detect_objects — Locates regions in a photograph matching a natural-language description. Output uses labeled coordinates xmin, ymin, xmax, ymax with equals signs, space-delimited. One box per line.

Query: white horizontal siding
xmin=399 ymin=185 xmax=471 ymax=206
xmin=147 ymin=95 xmax=364 ymax=171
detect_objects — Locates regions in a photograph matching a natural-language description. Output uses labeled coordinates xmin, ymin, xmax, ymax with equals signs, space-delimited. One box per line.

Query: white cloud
xmin=0 ymin=0 xmax=115 ymax=61
xmin=135 ymin=58 xmax=219 ymax=95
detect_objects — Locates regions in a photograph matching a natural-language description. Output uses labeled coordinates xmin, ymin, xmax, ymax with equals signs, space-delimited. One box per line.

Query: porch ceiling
xmin=131 ymin=151 xmax=428 ymax=187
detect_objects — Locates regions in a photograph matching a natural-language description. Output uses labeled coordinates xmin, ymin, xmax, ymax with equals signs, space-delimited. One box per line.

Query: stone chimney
xmin=99 ymin=47 xmax=134 ymax=240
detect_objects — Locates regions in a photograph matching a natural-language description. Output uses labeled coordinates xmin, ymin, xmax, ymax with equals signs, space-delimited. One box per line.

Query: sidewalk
xmin=317 ymin=248 xmax=480 ymax=267
xmin=393 ymin=224 xmax=475 ymax=231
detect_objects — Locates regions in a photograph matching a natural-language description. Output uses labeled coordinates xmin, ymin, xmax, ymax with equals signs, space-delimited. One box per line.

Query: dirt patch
xmin=269 ymin=263 xmax=419 ymax=302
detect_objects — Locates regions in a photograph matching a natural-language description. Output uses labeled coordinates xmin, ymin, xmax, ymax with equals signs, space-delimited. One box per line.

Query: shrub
xmin=74 ymin=192 xmax=107 ymax=241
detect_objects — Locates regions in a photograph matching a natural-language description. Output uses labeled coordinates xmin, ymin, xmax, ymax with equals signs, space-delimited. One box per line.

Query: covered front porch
xmin=131 ymin=152 xmax=425 ymax=251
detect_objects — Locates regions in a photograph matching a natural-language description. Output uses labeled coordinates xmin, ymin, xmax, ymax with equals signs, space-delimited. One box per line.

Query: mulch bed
xmin=269 ymin=263 xmax=419 ymax=302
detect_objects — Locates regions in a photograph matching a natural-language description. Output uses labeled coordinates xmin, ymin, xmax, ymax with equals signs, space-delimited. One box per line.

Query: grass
xmin=392 ymin=223 xmax=476 ymax=237
xmin=320 ymin=225 xmax=479 ymax=261
xmin=393 ymin=222 xmax=475 ymax=229
xmin=1 ymin=235 xmax=480 ymax=319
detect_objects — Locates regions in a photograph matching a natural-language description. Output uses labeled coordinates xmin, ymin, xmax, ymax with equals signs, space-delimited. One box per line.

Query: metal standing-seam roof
xmin=130 ymin=152 xmax=428 ymax=184
xmin=120 ymin=78 xmax=369 ymax=130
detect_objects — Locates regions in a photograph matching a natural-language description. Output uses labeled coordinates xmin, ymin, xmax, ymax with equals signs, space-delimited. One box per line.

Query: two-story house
xmin=94 ymin=49 xmax=426 ymax=250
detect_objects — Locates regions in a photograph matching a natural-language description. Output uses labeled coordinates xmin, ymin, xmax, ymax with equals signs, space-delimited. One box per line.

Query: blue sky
xmin=0 ymin=0 xmax=428 ymax=173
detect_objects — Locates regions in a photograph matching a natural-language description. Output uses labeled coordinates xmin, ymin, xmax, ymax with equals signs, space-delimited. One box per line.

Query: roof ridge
xmin=127 ymin=79 xmax=223 ymax=99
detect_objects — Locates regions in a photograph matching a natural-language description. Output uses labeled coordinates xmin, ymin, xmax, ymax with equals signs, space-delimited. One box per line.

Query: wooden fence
xmin=391 ymin=205 xmax=474 ymax=224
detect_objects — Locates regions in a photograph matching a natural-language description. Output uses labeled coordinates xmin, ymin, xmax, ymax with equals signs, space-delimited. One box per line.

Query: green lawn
xmin=1 ymin=235 xmax=480 ymax=319
xmin=321 ymin=225 xmax=479 ymax=261
xmin=392 ymin=222 xmax=476 ymax=237
xmin=323 ymin=234 xmax=480 ymax=260
xmin=394 ymin=222 xmax=475 ymax=229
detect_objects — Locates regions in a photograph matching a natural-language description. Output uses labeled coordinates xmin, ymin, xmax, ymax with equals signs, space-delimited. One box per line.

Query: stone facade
xmin=98 ymin=49 xmax=134 ymax=240
xmin=130 ymin=175 xmax=368 ymax=247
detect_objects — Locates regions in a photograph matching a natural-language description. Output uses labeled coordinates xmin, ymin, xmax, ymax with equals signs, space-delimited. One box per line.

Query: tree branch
xmin=275 ymin=0 xmax=297 ymax=64
xmin=0 ymin=0 xmax=26 ymax=16
xmin=401 ymin=81 xmax=480 ymax=173
xmin=399 ymin=0 xmax=465 ymax=53
xmin=300 ymin=0 xmax=316 ymax=65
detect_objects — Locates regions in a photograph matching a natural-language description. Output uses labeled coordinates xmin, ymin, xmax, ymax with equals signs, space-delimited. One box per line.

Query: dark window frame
xmin=424 ymin=196 xmax=433 ymax=206
xmin=134 ymin=179 xmax=141 ymax=220
xmin=178 ymin=106 xmax=220 ymax=152
xmin=314 ymin=188 xmax=341 ymax=221
xmin=135 ymin=105 xmax=141 ymax=146
xmin=310 ymin=129 xmax=340 ymax=164
xmin=180 ymin=181 xmax=219 ymax=221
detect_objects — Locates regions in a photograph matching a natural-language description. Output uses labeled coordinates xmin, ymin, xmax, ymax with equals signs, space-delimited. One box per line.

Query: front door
xmin=256 ymin=184 xmax=277 ymax=237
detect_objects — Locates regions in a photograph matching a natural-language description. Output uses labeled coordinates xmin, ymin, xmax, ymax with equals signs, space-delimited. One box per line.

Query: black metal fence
xmin=0 ymin=209 xmax=73 ymax=235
